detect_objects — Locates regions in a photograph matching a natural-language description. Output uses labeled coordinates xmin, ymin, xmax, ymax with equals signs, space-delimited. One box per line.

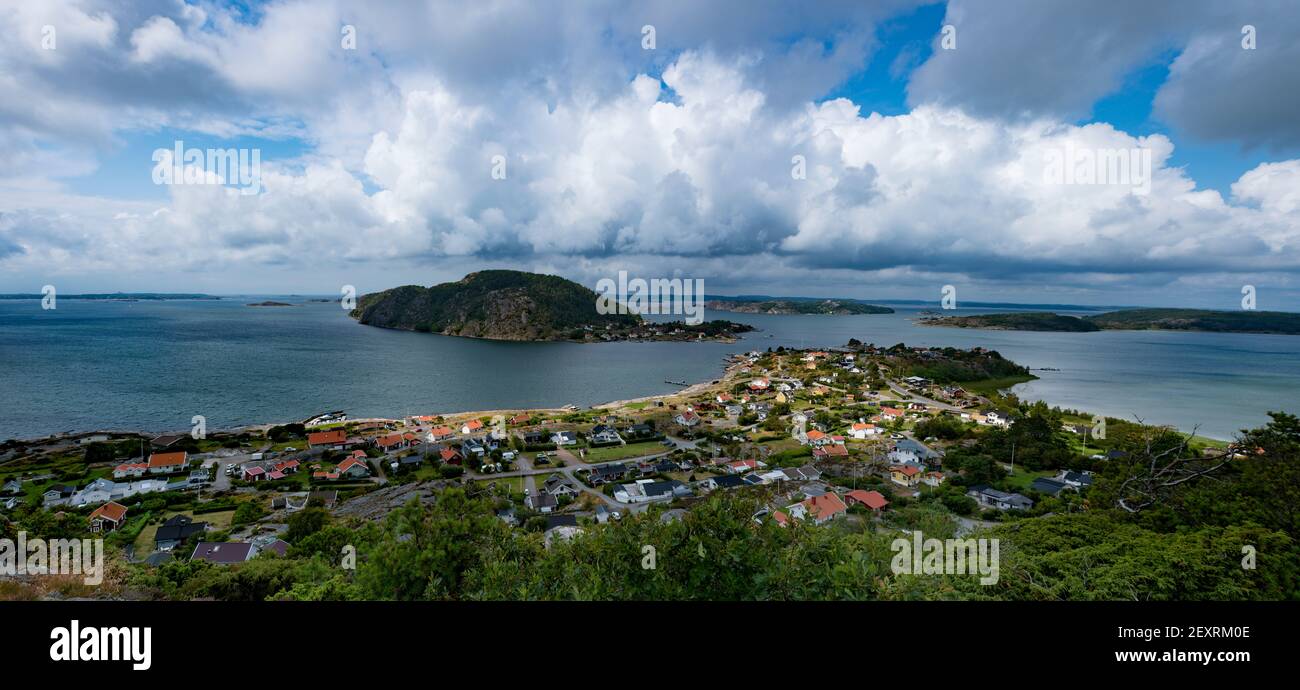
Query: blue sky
xmin=2 ymin=0 xmax=1299 ymax=309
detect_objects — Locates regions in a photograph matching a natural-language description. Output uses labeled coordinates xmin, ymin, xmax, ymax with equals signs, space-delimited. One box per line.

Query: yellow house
xmin=890 ymin=464 xmax=922 ymax=487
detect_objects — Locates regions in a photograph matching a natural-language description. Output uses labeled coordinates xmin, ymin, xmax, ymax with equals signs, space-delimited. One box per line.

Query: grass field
xmin=581 ymin=441 xmax=664 ymax=463
xmin=961 ymin=374 xmax=1037 ymax=396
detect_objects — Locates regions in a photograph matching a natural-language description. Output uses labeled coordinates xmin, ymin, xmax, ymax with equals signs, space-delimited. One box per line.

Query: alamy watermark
xmin=152 ymin=140 xmax=262 ymax=194
xmin=891 ymin=530 xmax=1000 ymax=585
xmin=1044 ymin=143 xmax=1151 ymax=195
xmin=595 ymin=271 xmax=705 ymax=325
xmin=1 ymin=531 xmax=105 ymax=586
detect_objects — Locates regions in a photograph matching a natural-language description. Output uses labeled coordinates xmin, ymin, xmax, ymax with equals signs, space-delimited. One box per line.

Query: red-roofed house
xmin=307 ymin=430 xmax=347 ymax=449
xmin=850 ymin=422 xmax=880 ymax=439
xmin=335 ymin=456 xmax=371 ymax=478
xmin=846 ymin=489 xmax=890 ymax=512
xmin=890 ymin=464 xmax=922 ymax=487
xmin=881 ymin=407 xmax=904 ymax=421
xmin=813 ymin=443 xmax=849 ymax=459
xmin=243 ymin=465 xmax=266 ymax=481
xmin=113 ymin=462 xmax=149 ymax=479
xmin=427 ymin=426 xmax=453 ymax=442
xmin=804 ymin=429 xmax=831 ymax=446
xmin=460 ymin=419 xmax=484 ymax=434
xmin=799 ymin=492 xmax=848 ymax=524
xmin=88 ymin=501 xmax=128 ymax=532
xmin=375 ymin=433 xmax=407 ymax=452
xmin=147 ymin=451 xmax=188 ymax=475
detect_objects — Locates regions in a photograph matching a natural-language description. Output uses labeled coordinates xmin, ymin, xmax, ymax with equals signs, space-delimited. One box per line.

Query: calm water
xmin=1 ymin=298 xmax=1296 ymax=440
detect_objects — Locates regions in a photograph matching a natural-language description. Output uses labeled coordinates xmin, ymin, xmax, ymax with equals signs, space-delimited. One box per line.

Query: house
xmin=1057 ymin=470 xmax=1094 ymax=488
xmin=525 ymin=492 xmax=558 ymax=513
xmin=624 ymin=423 xmax=655 ymax=439
xmin=804 ymin=430 xmax=832 ymax=447
xmin=812 ymin=444 xmax=849 ymax=460
xmin=375 ymin=433 xmax=407 ymax=452
xmin=889 ymin=464 xmax=923 ymax=487
xmin=335 ymin=456 xmax=371 ymax=478
xmin=307 ymin=429 xmax=347 ymax=449
xmin=700 ymin=474 xmax=745 ymax=491
xmin=242 ymin=465 xmax=266 ymax=481
xmin=614 ymin=479 xmax=689 ymax=503
xmin=543 ymin=475 xmax=578 ymax=498
xmin=921 ymin=471 xmax=947 ymax=486
xmin=461 ymin=419 xmax=484 ymax=435
xmin=589 ymin=463 xmax=630 ymax=485
xmin=1030 ymin=477 xmax=1070 ymax=496
xmin=88 ymin=501 xmax=128 ymax=532
xmin=508 ymin=414 xmax=532 ymax=426
xmin=780 ymin=465 xmax=822 ymax=482
xmin=881 ymin=407 xmax=904 ymax=421
xmin=147 ymin=451 xmax=188 ymax=475
xmin=725 ymin=459 xmax=764 ymax=474
xmin=748 ymin=378 xmax=770 ymax=391
xmin=786 ymin=492 xmax=848 ymax=525
xmin=439 ymin=447 xmax=463 ymax=464
xmin=984 ymin=411 xmax=1011 ymax=427
xmin=42 ymin=485 xmax=75 ymax=506
xmin=155 ymin=515 xmax=208 ymax=551
xmin=1 ymin=479 xmax=22 ymax=495
xmin=427 ymin=426 xmax=454 ymax=442
xmin=551 ymin=430 xmax=579 ymax=446
xmin=845 ymin=489 xmax=889 ymax=512
xmin=588 ymin=425 xmax=622 ymax=445
xmin=190 ymin=542 xmax=256 ymax=564
xmin=2 ymin=496 xmax=21 ymax=511
xmin=967 ymin=485 xmax=1035 ymax=511
xmin=850 ymin=421 xmax=880 ymax=439
xmin=716 ymin=393 xmax=733 ymax=404
xmin=673 ymin=410 xmax=701 ymax=427
xmin=112 ymin=462 xmax=149 ymax=479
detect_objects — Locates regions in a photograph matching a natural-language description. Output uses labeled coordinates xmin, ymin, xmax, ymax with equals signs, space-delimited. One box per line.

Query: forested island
xmin=708 ymin=298 xmax=894 ymax=315
xmin=920 ymin=308 xmax=1300 ymax=335
xmin=351 ymin=270 xmax=752 ymax=342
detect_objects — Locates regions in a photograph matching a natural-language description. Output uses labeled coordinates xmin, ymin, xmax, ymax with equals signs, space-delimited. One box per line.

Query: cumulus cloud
xmin=1 ymin=0 xmax=1299 ymax=306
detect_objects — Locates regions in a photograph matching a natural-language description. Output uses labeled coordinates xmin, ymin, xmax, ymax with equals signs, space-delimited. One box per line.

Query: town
xmin=2 ymin=340 xmax=1246 ymax=585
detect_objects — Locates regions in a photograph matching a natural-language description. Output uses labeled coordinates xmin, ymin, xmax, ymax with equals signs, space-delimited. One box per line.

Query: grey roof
xmin=190 ymin=542 xmax=255 ymax=564
xmin=1030 ymin=478 xmax=1069 ymax=496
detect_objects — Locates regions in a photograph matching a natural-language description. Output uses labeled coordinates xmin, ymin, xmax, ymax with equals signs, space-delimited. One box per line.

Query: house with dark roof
xmin=1030 ymin=477 xmax=1070 ymax=496
xmin=589 ymin=462 xmax=630 ymax=485
xmin=190 ymin=542 xmax=256 ymax=564
xmin=155 ymin=514 xmax=208 ymax=551
xmin=967 ymin=485 xmax=1035 ymax=511
xmin=702 ymin=474 xmax=745 ymax=491
xmin=525 ymin=492 xmax=558 ymax=513
xmin=1057 ymin=470 xmax=1094 ymax=488
xmin=543 ymin=475 xmax=577 ymax=498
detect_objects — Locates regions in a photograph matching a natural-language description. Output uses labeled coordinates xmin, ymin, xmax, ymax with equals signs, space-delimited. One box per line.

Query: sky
xmin=2 ymin=0 xmax=1300 ymax=309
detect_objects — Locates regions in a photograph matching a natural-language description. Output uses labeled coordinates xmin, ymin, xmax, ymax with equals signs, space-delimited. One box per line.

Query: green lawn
xmin=1003 ymin=468 xmax=1055 ymax=491
xmin=581 ymin=441 xmax=664 ymax=463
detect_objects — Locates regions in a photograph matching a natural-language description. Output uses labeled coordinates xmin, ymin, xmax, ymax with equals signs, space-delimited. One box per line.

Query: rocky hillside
xmin=349 ymin=270 xmax=640 ymax=341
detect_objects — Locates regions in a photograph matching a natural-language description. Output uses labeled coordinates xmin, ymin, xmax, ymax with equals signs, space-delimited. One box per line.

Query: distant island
xmin=919 ymin=308 xmax=1300 ymax=335
xmin=0 ymin=293 xmax=220 ymax=301
xmin=708 ymin=298 xmax=894 ymax=315
xmin=351 ymin=270 xmax=754 ymax=342
xmin=247 ymin=301 xmax=295 ymax=307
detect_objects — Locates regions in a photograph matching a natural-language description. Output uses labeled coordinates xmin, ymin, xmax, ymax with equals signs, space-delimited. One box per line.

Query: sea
xmin=1 ymin=297 xmax=1296 ymax=440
